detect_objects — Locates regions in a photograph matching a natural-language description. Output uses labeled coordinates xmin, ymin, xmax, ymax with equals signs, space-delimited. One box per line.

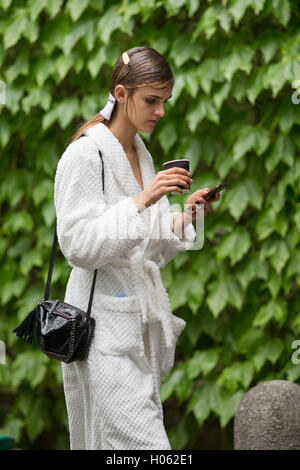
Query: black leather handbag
xmin=12 ymin=148 xmax=105 ymax=364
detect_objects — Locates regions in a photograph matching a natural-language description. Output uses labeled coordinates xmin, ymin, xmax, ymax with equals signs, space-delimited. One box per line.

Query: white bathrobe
xmin=54 ymin=122 xmax=196 ymax=450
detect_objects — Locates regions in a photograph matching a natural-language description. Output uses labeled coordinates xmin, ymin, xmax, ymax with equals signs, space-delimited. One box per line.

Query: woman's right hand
xmin=133 ymin=167 xmax=193 ymax=210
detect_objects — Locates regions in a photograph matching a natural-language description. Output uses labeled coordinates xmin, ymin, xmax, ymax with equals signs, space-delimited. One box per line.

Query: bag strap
xmin=44 ymin=149 xmax=105 ymax=321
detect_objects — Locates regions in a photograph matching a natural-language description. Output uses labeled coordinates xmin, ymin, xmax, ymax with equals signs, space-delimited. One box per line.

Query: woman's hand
xmin=184 ymin=188 xmax=220 ymax=222
xmin=133 ymin=167 xmax=192 ymax=210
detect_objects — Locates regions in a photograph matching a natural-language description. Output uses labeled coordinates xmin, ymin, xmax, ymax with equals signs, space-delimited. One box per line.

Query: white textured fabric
xmin=54 ymin=122 xmax=196 ymax=450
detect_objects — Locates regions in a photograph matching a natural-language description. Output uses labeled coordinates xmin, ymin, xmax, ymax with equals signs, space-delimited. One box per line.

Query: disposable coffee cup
xmin=163 ymin=159 xmax=190 ymax=195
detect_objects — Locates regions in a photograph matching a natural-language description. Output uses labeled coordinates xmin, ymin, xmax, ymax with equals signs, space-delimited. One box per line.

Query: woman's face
xmin=123 ymin=84 xmax=174 ymax=133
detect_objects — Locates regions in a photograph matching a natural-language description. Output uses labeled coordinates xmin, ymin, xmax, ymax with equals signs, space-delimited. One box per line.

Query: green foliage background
xmin=1 ymin=0 xmax=300 ymax=450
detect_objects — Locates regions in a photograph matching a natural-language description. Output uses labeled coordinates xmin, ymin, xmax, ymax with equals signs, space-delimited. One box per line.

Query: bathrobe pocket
xmin=93 ymin=293 xmax=144 ymax=356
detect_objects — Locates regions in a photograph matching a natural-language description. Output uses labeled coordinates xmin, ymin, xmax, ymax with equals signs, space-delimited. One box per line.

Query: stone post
xmin=234 ymin=380 xmax=300 ymax=450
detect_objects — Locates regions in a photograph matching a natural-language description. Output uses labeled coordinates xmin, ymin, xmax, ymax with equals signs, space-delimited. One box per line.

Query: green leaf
xmin=285 ymin=362 xmax=300 ymax=382
xmin=262 ymin=269 xmax=282 ymax=297
xmin=4 ymin=8 xmax=28 ymax=48
xmin=87 ymin=45 xmax=107 ymax=78
xmin=3 ymin=85 xmax=23 ymax=114
xmin=213 ymin=82 xmax=231 ymax=110
xmin=265 ymin=135 xmax=294 ymax=173
xmin=11 ymin=351 xmax=49 ymax=388
xmin=265 ymin=62 xmax=287 ymax=97
xmin=187 ymin=96 xmax=219 ymax=132
xmin=186 ymin=0 xmax=200 ymax=16
xmin=168 ymin=417 xmax=189 ymax=450
xmin=186 ymin=277 xmax=204 ymax=312
xmin=192 ymin=6 xmax=218 ymax=40
xmin=252 ymin=338 xmax=284 ymax=371
xmin=218 ymin=390 xmax=245 ymax=428
xmin=5 ymin=49 xmax=29 ymax=83
xmin=269 ymin=239 xmax=289 ymax=274
xmin=42 ymin=201 xmax=56 ymax=226
xmin=2 ymin=211 xmax=33 ymax=234
xmin=187 ymin=349 xmax=219 ymax=379
xmin=256 ymin=208 xmax=277 ymax=240
xmin=98 ymin=6 xmax=124 ymax=44
xmin=168 ymin=271 xmax=194 ymax=311
xmin=216 ymin=227 xmax=251 ymax=265
xmin=25 ymin=396 xmax=51 ymax=441
xmin=161 ymin=368 xmax=185 ymax=402
xmin=258 ymin=30 xmax=281 ymax=63
xmin=236 ymin=328 xmax=266 ymax=355
xmin=253 ymin=300 xmax=276 ymax=327
xmin=0 ymin=419 xmax=23 ymax=443
xmin=175 ymin=373 xmax=194 ymax=403
xmin=225 ymin=182 xmax=248 ymax=220
xmin=220 ymin=45 xmax=255 ymax=81
xmin=62 ymin=20 xmax=91 ymax=54
xmin=45 ymin=0 xmax=64 ymax=19
xmin=170 ymin=36 xmax=204 ymax=67
xmin=187 ymin=383 xmax=212 ymax=425
xmin=55 ymin=53 xmax=76 ymax=81
xmin=196 ymin=58 xmax=221 ymax=94
xmin=158 ymin=120 xmax=177 ymax=153
xmin=19 ymin=249 xmax=43 ymax=276
xmin=206 ymin=278 xmax=229 ymax=318
xmin=251 ymin=0 xmax=267 ymax=15
xmin=228 ymin=0 xmax=251 ymax=24
xmin=272 ymin=297 xmax=288 ymax=326
xmin=253 ymin=298 xmax=287 ymax=328
xmin=278 ymin=100 xmax=300 ymax=134
xmin=217 ymin=361 xmax=254 ymax=392
xmin=286 ymin=251 xmax=300 ymax=278
xmin=22 ymin=85 xmax=52 ymax=113
xmin=236 ymin=253 xmax=269 ymax=290
xmin=66 ymin=0 xmax=89 ymax=22
xmin=233 ymin=125 xmax=270 ymax=161
xmin=227 ymin=276 xmax=243 ymax=310
xmin=271 ymin=0 xmax=291 ymax=27
xmin=184 ymin=70 xmax=200 ymax=99
xmin=27 ymin=0 xmax=47 ymax=21
xmin=41 ymin=17 xmax=70 ymax=55
xmin=0 ymin=0 xmax=13 ymax=10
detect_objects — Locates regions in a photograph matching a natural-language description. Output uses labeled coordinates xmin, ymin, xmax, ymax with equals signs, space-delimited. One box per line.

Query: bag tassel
xmin=12 ymin=306 xmax=37 ymax=344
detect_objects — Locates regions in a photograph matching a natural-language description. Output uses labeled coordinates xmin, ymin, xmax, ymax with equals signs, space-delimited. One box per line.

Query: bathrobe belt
xmin=111 ymin=247 xmax=175 ymax=350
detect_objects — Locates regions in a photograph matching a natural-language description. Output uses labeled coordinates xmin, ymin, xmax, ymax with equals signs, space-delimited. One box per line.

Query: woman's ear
xmin=114 ymin=84 xmax=127 ymax=104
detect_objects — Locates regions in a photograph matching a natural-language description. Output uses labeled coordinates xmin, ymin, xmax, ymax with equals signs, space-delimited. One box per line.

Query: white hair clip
xmin=122 ymin=52 xmax=130 ymax=66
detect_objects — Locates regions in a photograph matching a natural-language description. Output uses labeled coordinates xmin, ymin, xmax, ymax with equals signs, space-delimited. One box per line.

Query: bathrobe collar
xmin=84 ymin=122 xmax=155 ymax=198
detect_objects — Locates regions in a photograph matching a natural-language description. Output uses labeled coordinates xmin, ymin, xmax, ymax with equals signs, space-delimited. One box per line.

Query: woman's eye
xmin=145 ymin=99 xmax=169 ymax=104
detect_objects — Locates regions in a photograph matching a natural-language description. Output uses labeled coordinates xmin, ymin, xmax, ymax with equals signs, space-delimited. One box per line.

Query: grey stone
xmin=234 ymin=380 xmax=300 ymax=450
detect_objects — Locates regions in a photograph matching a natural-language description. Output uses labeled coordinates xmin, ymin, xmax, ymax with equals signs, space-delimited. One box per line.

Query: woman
xmin=54 ymin=46 xmax=219 ymax=450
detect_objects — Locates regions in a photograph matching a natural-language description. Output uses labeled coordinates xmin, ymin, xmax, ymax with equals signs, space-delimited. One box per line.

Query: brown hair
xmin=70 ymin=46 xmax=174 ymax=143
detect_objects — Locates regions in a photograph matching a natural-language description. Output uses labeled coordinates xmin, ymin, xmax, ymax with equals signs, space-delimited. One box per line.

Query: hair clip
xmin=122 ymin=52 xmax=130 ymax=67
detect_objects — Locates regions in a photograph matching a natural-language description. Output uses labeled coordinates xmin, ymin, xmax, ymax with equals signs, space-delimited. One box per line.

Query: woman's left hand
xmin=184 ymin=188 xmax=220 ymax=222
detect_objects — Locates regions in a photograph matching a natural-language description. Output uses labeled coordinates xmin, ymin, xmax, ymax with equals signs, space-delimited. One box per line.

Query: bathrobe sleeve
xmin=54 ymin=137 xmax=150 ymax=270
xmin=142 ymin=194 xmax=197 ymax=269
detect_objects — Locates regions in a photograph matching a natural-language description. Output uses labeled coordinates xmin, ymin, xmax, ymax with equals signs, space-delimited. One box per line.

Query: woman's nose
xmin=155 ymin=103 xmax=165 ymax=118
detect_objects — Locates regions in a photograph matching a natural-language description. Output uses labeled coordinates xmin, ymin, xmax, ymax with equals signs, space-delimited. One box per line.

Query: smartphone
xmin=196 ymin=184 xmax=228 ymax=203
